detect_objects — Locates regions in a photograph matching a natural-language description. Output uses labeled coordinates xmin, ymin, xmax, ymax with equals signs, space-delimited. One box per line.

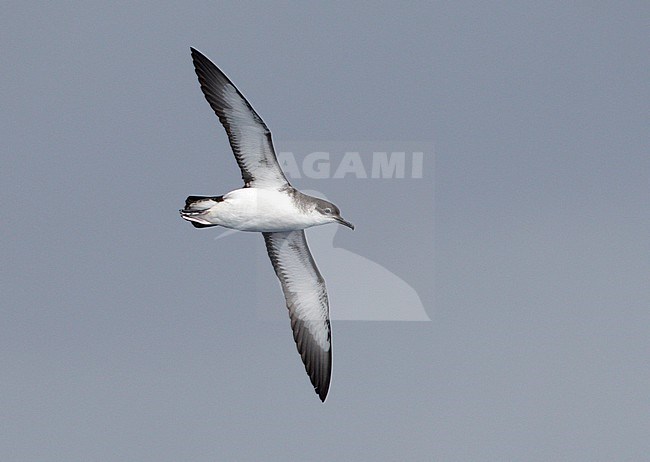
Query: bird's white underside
xmin=184 ymin=188 xmax=329 ymax=232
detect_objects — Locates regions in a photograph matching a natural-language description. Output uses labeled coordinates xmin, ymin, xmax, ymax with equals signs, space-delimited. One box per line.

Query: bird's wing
xmin=191 ymin=47 xmax=290 ymax=189
xmin=263 ymin=230 xmax=332 ymax=401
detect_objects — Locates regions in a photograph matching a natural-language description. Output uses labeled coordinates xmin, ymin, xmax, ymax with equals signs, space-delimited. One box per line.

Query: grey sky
xmin=2 ymin=2 xmax=649 ymax=461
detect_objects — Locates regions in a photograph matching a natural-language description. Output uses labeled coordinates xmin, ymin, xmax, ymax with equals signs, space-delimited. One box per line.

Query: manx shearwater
xmin=180 ymin=48 xmax=354 ymax=401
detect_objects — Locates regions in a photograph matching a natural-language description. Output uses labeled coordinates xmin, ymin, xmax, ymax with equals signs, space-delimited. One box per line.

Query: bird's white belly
xmin=206 ymin=188 xmax=315 ymax=232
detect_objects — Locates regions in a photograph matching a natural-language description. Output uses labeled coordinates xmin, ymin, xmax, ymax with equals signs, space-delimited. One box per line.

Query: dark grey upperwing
xmin=190 ymin=48 xmax=290 ymax=189
xmin=263 ymin=231 xmax=332 ymax=402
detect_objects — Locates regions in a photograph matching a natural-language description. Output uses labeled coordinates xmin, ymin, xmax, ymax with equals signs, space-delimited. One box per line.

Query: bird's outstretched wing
xmin=191 ymin=48 xmax=290 ymax=189
xmin=263 ymin=230 xmax=332 ymax=401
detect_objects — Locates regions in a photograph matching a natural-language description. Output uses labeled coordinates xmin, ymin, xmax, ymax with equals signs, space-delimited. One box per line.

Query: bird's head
xmin=312 ymin=198 xmax=354 ymax=230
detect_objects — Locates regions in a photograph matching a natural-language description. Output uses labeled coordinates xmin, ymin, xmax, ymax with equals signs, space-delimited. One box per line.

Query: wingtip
xmin=316 ymin=367 xmax=331 ymax=402
xmin=318 ymin=389 xmax=329 ymax=402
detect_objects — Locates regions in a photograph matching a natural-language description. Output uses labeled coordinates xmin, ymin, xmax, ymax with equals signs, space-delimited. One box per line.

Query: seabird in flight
xmin=180 ymin=48 xmax=354 ymax=401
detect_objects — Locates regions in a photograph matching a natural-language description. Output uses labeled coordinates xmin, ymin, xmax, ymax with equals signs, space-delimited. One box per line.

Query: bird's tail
xmin=180 ymin=195 xmax=223 ymax=228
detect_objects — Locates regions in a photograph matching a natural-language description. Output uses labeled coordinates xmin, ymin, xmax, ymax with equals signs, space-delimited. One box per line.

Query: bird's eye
xmin=323 ymin=207 xmax=332 ymax=214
